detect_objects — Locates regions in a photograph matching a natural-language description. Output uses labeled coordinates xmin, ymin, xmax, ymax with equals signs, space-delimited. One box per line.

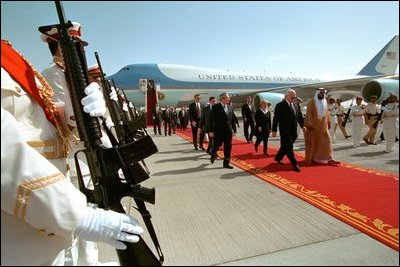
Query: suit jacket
xmin=189 ymin=101 xmax=204 ymax=124
xmin=241 ymin=103 xmax=255 ymax=123
xmin=199 ymin=104 xmax=214 ymax=132
xmin=210 ymin=102 xmax=237 ymax=137
xmin=255 ymin=109 xmax=272 ymax=136
xmin=272 ymin=100 xmax=304 ymax=140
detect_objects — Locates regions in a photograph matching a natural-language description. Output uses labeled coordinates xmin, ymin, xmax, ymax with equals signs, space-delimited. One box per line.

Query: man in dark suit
xmin=178 ymin=105 xmax=189 ymax=130
xmin=152 ymin=105 xmax=162 ymax=135
xmin=241 ymin=96 xmax=255 ymax=143
xmin=272 ymin=89 xmax=305 ymax=172
xmin=199 ymin=96 xmax=217 ymax=154
xmin=209 ymin=93 xmax=237 ymax=169
xmin=189 ymin=94 xmax=205 ymax=150
xmin=162 ymin=105 xmax=172 ymax=136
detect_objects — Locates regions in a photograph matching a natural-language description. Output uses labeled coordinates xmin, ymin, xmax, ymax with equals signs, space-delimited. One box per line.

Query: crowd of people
xmin=1 ymin=17 xmax=399 ymax=266
xmin=177 ymin=88 xmax=398 ymax=173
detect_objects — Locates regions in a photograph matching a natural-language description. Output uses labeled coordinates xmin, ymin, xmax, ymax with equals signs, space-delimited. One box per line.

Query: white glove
xmin=81 ymin=82 xmax=106 ymax=117
xmin=110 ymin=87 xmax=118 ymax=102
xmin=74 ymin=206 xmax=144 ymax=250
xmin=122 ymin=102 xmax=129 ymax=112
xmin=106 ymin=117 xmax=115 ymax=129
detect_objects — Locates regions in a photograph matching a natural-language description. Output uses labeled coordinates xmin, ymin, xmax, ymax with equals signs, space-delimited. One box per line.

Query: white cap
xmin=40 ymin=21 xmax=82 ymax=43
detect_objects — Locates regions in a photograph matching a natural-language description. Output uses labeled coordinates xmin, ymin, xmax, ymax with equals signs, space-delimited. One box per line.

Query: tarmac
xmin=98 ymin=121 xmax=399 ymax=266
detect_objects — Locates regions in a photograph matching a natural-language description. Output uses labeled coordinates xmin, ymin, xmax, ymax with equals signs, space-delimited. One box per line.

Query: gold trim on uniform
xmin=27 ymin=137 xmax=68 ymax=159
xmin=7 ymin=42 xmax=71 ymax=155
xmin=14 ymin=173 xmax=65 ymax=219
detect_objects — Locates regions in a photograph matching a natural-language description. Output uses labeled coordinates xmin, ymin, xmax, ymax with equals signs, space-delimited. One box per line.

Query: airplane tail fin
xmin=357 ymin=35 xmax=399 ymax=76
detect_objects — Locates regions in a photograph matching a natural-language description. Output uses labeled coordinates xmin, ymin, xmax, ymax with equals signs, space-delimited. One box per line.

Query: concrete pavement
xmin=98 ymin=121 xmax=398 ymax=265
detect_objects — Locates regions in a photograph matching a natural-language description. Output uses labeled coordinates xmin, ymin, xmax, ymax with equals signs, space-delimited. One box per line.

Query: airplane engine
xmin=361 ymin=78 xmax=399 ymax=102
xmin=253 ymin=92 xmax=285 ymax=109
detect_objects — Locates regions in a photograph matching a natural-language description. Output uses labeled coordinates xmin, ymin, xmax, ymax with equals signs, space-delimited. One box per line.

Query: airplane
xmin=106 ymin=35 xmax=399 ymax=109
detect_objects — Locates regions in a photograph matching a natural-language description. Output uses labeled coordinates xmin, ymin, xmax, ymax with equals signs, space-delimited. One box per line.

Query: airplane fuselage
xmin=107 ymin=63 xmax=322 ymax=108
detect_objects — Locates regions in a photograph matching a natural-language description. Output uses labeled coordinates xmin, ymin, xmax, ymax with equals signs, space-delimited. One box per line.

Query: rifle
xmin=372 ymin=110 xmax=384 ymax=129
xmin=96 ymin=52 xmax=151 ymax=179
xmin=39 ymin=1 xmax=163 ymax=265
xmin=113 ymin=84 xmax=147 ymax=138
xmin=341 ymin=98 xmax=354 ymax=127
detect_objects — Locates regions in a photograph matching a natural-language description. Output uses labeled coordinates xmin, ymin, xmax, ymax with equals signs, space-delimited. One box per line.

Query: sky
xmin=1 ymin=1 xmax=399 ymax=79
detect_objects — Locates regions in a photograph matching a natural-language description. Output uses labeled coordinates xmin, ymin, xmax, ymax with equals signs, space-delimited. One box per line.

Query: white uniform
xmin=42 ymin=63 xmax=100 ymax=266
xmin=381 ymin=102 xmax=399 ymax=152
xmin=336 ymin=104 xmax=350 ymax=138
xmin=363 ymin=102 xmax=380 ymax=143
xmin=327 ymin=103 xmax=338 ymax=143
xmin=1 ymin=68 xmax=87 ymax=265
xmin=350 ymin=104 xmax=365 ymax=147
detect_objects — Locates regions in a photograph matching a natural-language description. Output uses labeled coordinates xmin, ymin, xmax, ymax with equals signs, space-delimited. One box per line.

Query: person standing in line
xmin=241 ymin=96 xmax=255 ymax=143
xmin=327 ymin=97 xmax=338 ymax=143
xmin=152 ymin=104 xmax=162 ymax=135
xmin=40 ymin=23 xmax=117 ymax=265
xmin=350 ymin=96 xmax=366 ymax=147
xmin=271 ymin=89 xmax=304 ymax=172
xmin=254 ymin=99 xmax=272 ymax=155
xmin=381 ymin=92 xmax=399 ymax=152
xmin=303 ymin=88 xmax=340 ymax=165
xmin=209 ymin=93 xmax=237 ymax=169
xmin=335 ymin=98 xmax=352 ymax=139
xmin=294 ymin=97 xmax=304 ymax=138
xmin=363 ymin=95 xmax=380 ymax=145
xmin=1 ymin=39 xmax=144 ymax=266
xmin=171 ymin=106 xmax=178 ymax=134
xmin=178 ymin=105 xmax=189 ymax=130
xmin=199 ymin=96 xmax=217 ymax=154
xmin=162 ymin=105 xmax=172 ymax=136
xmin=189 ymin=93 xmax=205 ymax=150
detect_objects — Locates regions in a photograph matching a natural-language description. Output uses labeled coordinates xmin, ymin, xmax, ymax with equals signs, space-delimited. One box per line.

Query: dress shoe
xmin=363 ymin=137 xmax=369 ymax=144
xmin=327 ymin=159 xmax=340 ymax=165
xmin=223 ymin=164 xmax=234 ymax=169
xmin=345 ymin=135 xmax=352 ymax=139
xmin=293 ymin=165 xmax=301 ymax=172
xmin=210 ymin=155 xmax=215 ymax=164
xmin=264 ymin=153 xmax=269 ymax=156
xmin=274 ymin=158 xmax=284 ymax=165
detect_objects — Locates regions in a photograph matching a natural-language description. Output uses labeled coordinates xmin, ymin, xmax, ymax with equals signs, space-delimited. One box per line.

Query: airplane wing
xmin=232 ymin=35 xmax=399 ymax=108
xmin=230 ymin=73 xmax=399 ymax=108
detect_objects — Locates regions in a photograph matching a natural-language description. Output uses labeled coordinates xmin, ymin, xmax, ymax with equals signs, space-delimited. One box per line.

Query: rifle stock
xmin=41 ymin=1 xmax=163 ymax=265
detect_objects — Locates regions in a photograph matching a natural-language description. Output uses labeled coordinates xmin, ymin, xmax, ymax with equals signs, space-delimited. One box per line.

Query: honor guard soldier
xmin=40 ymin=22 xmax=119 ymax=265
xmin=1 ymin=39 xmax=144 ymax=265
xmin=363 ymin=95 xmax=380 ymax=144
xmin=381 ymin=92 xmax=399 ymax=152
xmin=350 ymin=96 xmax=366 ymax=147
xmin=335 ymin=99 xmax=351 ymax=139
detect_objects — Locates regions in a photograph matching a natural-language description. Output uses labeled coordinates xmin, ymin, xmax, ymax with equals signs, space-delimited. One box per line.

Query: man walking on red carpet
xmin=271 ymin=89 xmax=304 ymax=172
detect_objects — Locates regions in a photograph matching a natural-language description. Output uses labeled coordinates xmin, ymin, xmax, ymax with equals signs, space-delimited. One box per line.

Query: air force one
xmin=107 ymin=35 xmax=399 ymax=109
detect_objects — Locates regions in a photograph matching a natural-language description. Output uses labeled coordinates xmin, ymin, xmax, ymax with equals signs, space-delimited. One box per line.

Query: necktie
xmin=291 ymin=103 xmax=296 ymax=115
xmin=196 ymin=103 xmax=201 ymax=116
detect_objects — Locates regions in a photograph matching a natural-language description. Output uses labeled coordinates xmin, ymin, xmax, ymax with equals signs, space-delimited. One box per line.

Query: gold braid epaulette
xmin=11 ymin=44 xmax=71 ymax=156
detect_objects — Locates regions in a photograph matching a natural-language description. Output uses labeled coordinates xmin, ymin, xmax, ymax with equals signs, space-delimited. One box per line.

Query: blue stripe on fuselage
xmin=106 ymin=64 xmax=299 ymax=90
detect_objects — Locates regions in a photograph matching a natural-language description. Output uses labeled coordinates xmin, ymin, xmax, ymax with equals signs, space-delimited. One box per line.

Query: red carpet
xmin=176 ymin=128 xmax=399 ymax=251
